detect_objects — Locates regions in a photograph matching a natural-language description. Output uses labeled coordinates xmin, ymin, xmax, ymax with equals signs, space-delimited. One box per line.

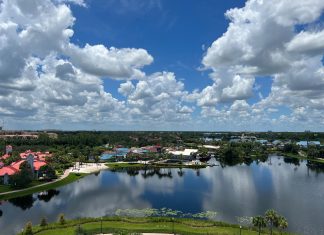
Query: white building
xmin=168 ymin=148 xmax=198 ymax=156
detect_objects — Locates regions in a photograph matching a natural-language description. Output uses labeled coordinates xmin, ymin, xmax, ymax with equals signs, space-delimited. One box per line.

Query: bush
xmin=39 ymin=165 xmax=57 ymax=180
xmin=40 ymin=217 xmax=48 ymax=227
xmin=59 ymin=213 xmax=66 ymax=225
xmin=9 ymin=161 xmax=33 ymax=188
xmin=24 ymin=222 xmax=33 ymax=235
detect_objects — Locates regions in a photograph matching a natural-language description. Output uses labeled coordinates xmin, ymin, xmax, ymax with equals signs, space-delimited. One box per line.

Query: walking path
xmin=0 ymin=167 xmax=73 ymax=196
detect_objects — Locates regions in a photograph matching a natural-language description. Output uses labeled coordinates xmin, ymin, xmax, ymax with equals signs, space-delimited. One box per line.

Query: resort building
xmin=167 ymin=148 xmax=198 ymax=159
xmin=0 ymin=148 xmax=52 ymax=185
xmin=297 ymin=141 xmax=321 ymax=148
xmin=202 ymin=145 xmax=220 ymax=150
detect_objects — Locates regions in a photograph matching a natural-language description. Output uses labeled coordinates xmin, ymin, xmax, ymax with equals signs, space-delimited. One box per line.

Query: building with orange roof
xmin=0 ymin=166 xmax=19 ymax=185
xmin=0 ymin=154 xmax=10 ymax=161
xmin=0 ymin=148 xmax=52 ymax=185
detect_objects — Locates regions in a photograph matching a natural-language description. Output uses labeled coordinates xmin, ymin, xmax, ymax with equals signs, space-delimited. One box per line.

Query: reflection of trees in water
xmin=283 ymin=157 xmax=300 ymax=166
xmin=217 ymin=155 xmax=269 ymax=167
xmin=126 ymin=169 xmax=139 ymax=176
xmin=177 ymin=168 xmax=185 ymax=177
xmin=243 ymin=157 xmax=253 ymax=166
xmin=307 ymin=161 xmax=324 ymax=174
xmin=138 ymin=168 xmax=173 ymax=179
xmin=37 ymin=189 xmax=60 ymax=202
xmin=8 ymin=195 xmax=35 ymax=210
xmin=0 ymin=209 xmax=2 ymax=217
xmin=218 ymin=157 xmax=243 ymax=167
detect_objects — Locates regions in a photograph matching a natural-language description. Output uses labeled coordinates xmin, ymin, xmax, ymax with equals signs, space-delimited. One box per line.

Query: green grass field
xmin=0 ymin=173 xmax=86 ymax=200
xmin=282 ymin=153 xmax=324 ymax=163
xmin=18 ymin=217 xmax=293 ymax=235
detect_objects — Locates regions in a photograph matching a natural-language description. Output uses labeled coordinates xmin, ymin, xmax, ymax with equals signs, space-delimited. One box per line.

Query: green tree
xmin=24 ymin=221 xmax=33 ymax=235
xmin=307 ymin=147 xmax=320 ymax=159
xmin=40 ymin=217 xmax=48 ymax=227
xmin=9 ymin=161 xmax=33 ymax=188
xmin=283 ymin=144 xmax=299 ymax=154
xmin=252 ymin=216 xmax=267 ymax=235
xmin=265 ymin=209 xmax=279 ymax=235
xmin=278 ymin=216 xmax=288 ymax=234
xmin=39 ymin=165 xmax=57 ymax=180
xmin=58 ymin=213 xmax=65 ymax=225
xmin=79 ymin=155 xmax=87 ymax=167
xmin=94 ymin=155 xmax=100 ymax=165
xmin=3 ymin=152 xmax=21 ymax=166
xmin=199 ymin=147 xmax=208 ymax=156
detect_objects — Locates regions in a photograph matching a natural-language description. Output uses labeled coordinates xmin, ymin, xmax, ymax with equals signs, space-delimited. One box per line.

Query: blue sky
xmin=0 ymin=0 xmax=323 ymax=131
xmin=70 ymin=0 xmax=245 ymax=96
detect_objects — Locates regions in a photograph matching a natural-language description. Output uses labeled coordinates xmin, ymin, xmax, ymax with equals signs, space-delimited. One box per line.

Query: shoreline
xmin=1 ymin=155 xmax=323 ymax=200
xmin=0 ymin=163 xmax=108 ymax=200
xmin=106 ymin=162 xmax=208 ymax=170
xmin=70 ymin=162 xmax=109 ymax=174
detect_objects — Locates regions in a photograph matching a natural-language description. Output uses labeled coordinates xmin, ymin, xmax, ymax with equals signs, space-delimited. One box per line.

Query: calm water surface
xmin=1 ymin=156 xmax=324 ymax=235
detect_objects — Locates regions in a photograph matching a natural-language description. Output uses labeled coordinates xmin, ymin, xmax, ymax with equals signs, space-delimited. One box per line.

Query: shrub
xmin=59 ymin=213 xmax=66 ymax=225
xmin=40 ymin=217 xmax=48 ymax=227
xmin=24 ymin=222 xmax=33 ymax=235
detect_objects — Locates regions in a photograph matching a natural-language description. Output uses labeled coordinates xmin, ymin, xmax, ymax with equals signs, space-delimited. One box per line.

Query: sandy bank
xmin=70 ymin=162 xmax=109 ymax=174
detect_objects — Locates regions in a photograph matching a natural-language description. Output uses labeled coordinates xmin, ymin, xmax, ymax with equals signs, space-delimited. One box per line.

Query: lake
xmin=1 ymin=156 xmax=324 ymax=235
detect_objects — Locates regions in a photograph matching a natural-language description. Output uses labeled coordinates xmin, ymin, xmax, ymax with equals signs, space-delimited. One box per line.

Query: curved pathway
xmin=0 ymin=162 xmax=109 ymax=196
xmin=0 ymin=167 xmax=73 ymax=196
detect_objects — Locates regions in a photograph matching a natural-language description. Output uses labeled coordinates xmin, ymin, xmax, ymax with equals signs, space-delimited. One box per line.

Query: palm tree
xmin=278 ymin=216 xmax=288 ymax=234
xmin=94 ymin=155 xmax=100 ymax=165
xmin=252 ymin=216 xmax=266 ymax=235
xmin=265 ymin=209 xmax=279 ymax=235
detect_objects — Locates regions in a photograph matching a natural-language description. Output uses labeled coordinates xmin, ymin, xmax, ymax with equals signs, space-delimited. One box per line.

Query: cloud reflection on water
xmin=1 ymin=157 xmax=324 ymax=235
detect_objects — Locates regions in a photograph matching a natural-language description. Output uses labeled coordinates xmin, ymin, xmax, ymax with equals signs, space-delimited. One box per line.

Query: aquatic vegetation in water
xmin=236 ymin=216 xmax=253 ymax=227
xmin=191 ymin=211 xmax=218 ymax=220
xmin=114 ymin=208 xmax=217 ymax=220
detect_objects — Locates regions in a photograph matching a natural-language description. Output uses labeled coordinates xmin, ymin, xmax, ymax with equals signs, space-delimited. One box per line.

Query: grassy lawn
xmin=0 ymin=184 xmax=11 ymax=193
xmin=282 ymin=153 xmax=324 ymax=164
xmin=0 ymin=173 xmax=86 ymax=200
xmin=106 ymin=162 xmax=147 ymax=169
xmin=0 ymin=181 xmax=43 ymax=193
xmin=19 ymin=217 xmax=293 ymax=235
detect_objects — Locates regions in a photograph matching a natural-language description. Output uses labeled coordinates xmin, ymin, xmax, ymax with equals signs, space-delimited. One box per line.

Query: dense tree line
xmin=0 ymin=131 xmax=322 ymax=152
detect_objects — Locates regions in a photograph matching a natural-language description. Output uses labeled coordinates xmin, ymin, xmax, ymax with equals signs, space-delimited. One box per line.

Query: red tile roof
xmin=20 ymin=151 xmax=52 ymax=160
xmin=33 ymin=160 xmax=47 ymax=171
xmin=0 ymin=166 xmax=18 ymax=176
xmin=0 ymin=149 xmax=51 ymax=176
xmin=0 ymin=154 xmax=10 ymax=160
xmin=11 ymin=160 xmax=25 ymax=171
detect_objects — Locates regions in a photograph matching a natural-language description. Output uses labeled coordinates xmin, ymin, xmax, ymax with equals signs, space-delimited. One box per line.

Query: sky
xmin=0 ymin=0 xmax=324 ymax=131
